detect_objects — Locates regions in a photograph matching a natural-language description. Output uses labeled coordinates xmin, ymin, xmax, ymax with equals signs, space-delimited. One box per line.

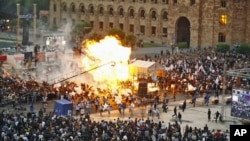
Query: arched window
xmin=140 ymin=10 xmax=145 ymax=18
xmin=80 ymin=5 xmax=85 ymax=13
xmin=90 ymin=6 xmax=94 ymax=14
xmin=53 ymin=4 xmax=56 ymax=12
xmin=63 ymin=4 xmax=67 ymax=11
xmin=162 ymin=11 xmax=168 ymax=20
xmin=119 ymin=8 xmax=124 ymax=16
xmin=109 ymin=8 xmax=114 ymax=16
xmin=129 ymin=9 xmax=134 ymax=17
xmin=173 ymin=0 xmax=177 ymax=5
xmin=99 ymin=7 xmax=104 ymax=15
xmin=71 ymin=4 xmax=75 ymax=12
xmin=190 ymin=0 xmax=195 ymax=6
xmin=151 ymin=11 xmax=157 ymax=20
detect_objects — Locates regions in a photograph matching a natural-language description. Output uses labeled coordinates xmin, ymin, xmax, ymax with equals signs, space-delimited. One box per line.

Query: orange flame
xmin=80 ymin=36 xmax=131 ymax=88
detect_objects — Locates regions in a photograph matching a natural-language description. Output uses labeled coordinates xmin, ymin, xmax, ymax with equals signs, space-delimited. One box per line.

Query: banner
xmin=13 ymin=54 xmax=24 ymax=61
xmin=0 ymin=55 xmax=7 ymax=61
xmin=36 ymin=52 xmax=45 ymax=62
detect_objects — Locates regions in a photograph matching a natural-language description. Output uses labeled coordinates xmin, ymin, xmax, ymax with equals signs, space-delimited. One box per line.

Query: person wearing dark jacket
xmin=182 ymin=99 xmax=186 ymax=112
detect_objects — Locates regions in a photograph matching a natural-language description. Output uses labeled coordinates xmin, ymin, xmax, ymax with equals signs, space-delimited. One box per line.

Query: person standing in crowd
xmin=29 ymin=103 xmax=34 ymax=113
xmin=162 ymin=102 xmax=168 ymax=113
xmin=122 ymin=103 xmax=126 ymax=116
xmin=208 ymin=108 xmax=211 ymax=121
xmin=204 ymin=93 xmax=210 ymax=106
xmin=178 ymin=112 xmax=182 ymax=124
xmin=155 ymin=108 xmax=160 ymax=119
xmin=107 ymin=104 xmax=111 ymax=117
xmin=172 ymin=106 xmax=177 ymax=117
xmin=129 ymin=102 xmax=135 ymax=116
xmin=191 ymin=95 xmax=196 ymax=107
xmin=100 ymin=104 xmax=104 ymax=116
xmin=215 ymin=111 xmax=220 ymax=123
xmin=43 ymin=102 xmax=47 ymax=113
xmin=118 ymin=104 xmax=122 ymax=115
xmin=75 ymin=103 xmax=80 ymax=116
xmin=173 ymin=93 xmax=176 ymax=101
xmin=182 ymin=99 xmax=187 ymax=112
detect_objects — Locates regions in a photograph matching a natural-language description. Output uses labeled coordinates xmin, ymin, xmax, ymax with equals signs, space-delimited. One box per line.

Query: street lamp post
xmin=16 ymin=4 xmax=20 ymax=45
xmin=136 ymin=33 xmax=141 ymax=48
xmin=33 ymin=4 xmax=37 ymax=44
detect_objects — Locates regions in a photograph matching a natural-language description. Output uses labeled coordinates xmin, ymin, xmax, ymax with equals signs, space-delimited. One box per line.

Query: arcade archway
xmin=176 ymin=17 xmax=190 ymax=47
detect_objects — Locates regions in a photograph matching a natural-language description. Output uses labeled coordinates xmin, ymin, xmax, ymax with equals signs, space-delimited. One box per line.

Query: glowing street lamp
xmin=46 ymin=39 xmax=49 ymax=51
xmin=62 ymin=40 xmax=66 ymax=53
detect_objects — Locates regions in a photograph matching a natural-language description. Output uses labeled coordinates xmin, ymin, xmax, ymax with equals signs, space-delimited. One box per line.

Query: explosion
xmin=80 ymin=36 xmax=131 ymax=89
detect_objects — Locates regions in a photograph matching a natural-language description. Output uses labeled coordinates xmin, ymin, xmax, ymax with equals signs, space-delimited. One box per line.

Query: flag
xmin=215 ymin=76 xmax=219 ymax=85
xmin=195 ymin=62 xmax=199 ymax=70
xmin=209 ymin=62 xmax=214 ymax=72
xmin=199 ymin=64 xmax=207 ymax=75
xmin=187 ymin=83 xmax=197 ymax=91
xmin=183 ymin=59 xmax=187 ymax=72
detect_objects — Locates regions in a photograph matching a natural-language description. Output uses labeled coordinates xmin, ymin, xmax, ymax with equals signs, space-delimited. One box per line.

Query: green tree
xmin=71 ymin=20 xmax=92 ymax=39
xmin=125 ymin=34 xmax=136 ymax=48
xmin=49 ymin=24 xmax=58 ymax=31
xmin=236 ymin=43 xmax=250 ymax=54
xmin=176 ymin=42 xmax=188 ymax=49
xmin=71 ymin=20 xmax=92 ymax=49
xmin=215 ymin=44 xmax=230 ymax=53
xmin=88 ymin=33 xmax=104 ymax=41
xmin=108 ymin=28 xmax=126 ymax=41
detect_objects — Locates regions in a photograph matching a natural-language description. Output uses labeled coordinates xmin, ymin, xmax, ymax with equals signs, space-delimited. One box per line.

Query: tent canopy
xmin=129 ymin=60 xmax=164 ymax=76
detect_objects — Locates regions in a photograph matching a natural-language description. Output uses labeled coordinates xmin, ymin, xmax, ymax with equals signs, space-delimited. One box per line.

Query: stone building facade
xmin=49 ymin=0 xmax=250 ymax=48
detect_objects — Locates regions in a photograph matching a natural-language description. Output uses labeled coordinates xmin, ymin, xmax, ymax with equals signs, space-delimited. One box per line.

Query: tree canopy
xmin=71 ymin=21 xmax=92 ymax=39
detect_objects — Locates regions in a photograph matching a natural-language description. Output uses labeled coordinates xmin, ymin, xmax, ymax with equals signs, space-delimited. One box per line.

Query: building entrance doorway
xmin=176 ymin=17 xmax=190 ymax=47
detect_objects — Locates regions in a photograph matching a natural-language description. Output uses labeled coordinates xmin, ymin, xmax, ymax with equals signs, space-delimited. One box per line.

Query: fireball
xmin=80 ymin=36 xmax=131 ymax=88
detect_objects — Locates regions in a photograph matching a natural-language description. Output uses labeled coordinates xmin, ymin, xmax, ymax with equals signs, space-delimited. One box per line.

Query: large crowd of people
xmin=0 ymin=109 xmax=230 ymax=141
xmin=1 ymin=47 xmax=247 ymax=140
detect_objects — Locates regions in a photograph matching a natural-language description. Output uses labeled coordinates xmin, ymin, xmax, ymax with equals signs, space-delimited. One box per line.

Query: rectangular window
xmin=99 ymin=22 xmax=103 ymax=30
xmin=163 ymin=28 xmax=168 ymax=37
xmin=90 ymin=21 xmax=94 ymax=27
xmin=130 ymin=24 xmax=134 ymax=33
xmin=218 ymin=32 xmax=226 ymax=42
xmin=221 ymin=0 xmax=226 ymax=7
xmin=119 ymin=23 xmax=123 ymax=30
xmin=151 ymin=0 xmax=158 ymax=4
xmin=109 ymin=23 xmax=113 ymax=28
xmin=140 ymin=25 xmax=145 ymax=35
xmin=162 ymin=0 xmax=169 ymax=4
xmin=53 ymin=4 xmax=57 ymax=12
xmin=219 ymin=14 xmax=227 ymax=25
xmin=190 ymin=0 xmax=195 ymax=6
xmin=173 ymin=0 xmax=177 ymax=5
xmin=151 ymin=26 xmax=156 ymax=35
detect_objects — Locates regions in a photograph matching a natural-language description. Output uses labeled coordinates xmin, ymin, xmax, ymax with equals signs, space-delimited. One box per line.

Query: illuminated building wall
xmin=49 ymin=0 xmax=250 ymax=48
